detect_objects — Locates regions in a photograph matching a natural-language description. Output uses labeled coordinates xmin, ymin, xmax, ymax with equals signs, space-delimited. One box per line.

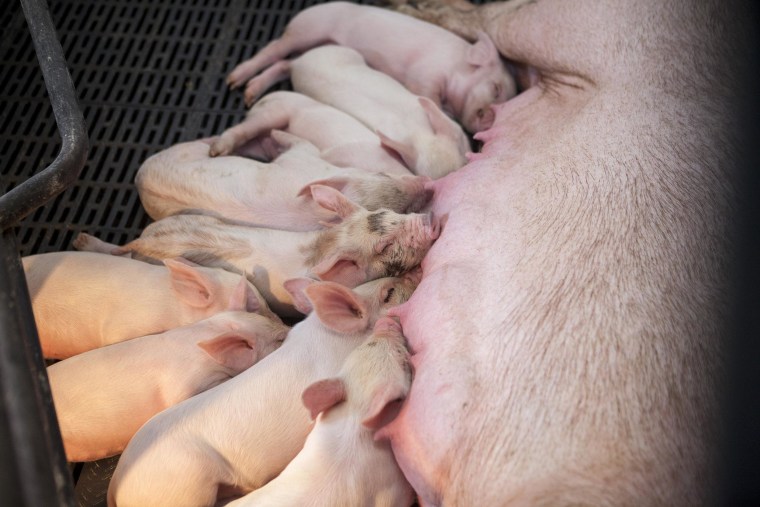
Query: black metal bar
xmin=0 ymin=0 xmax=87 ymax=505
xmin=0 ymin=230 xmax=75 ymax=507
xmin=0 ymin=0 xmax=89 ymax=230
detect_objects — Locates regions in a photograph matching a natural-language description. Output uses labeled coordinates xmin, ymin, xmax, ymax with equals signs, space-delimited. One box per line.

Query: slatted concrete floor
xmin=1 ymin=0 xmax=375 ymax=504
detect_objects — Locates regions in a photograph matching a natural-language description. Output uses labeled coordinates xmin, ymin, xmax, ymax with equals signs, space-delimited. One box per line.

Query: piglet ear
xmin=361 ymin=380 xmax=410 ymax=430
xmin=164 ymin=258 xmax=217 ymax=309
xmin=304 ymin=281 xmax=369 ymax=334
xmin=418 ymin=97 xmax=461 ymax=141
xmin=227 ymin=275 xmax=261 ymax=313
xmin=283 ymin=277 xmax=318 ymax=314
xmin=467 ymin=31 xmax=499 ymax=67
xmin=296 ymin=178 xmax=353 ymax=221
xmin=302 ymin=176 xmax=351 ymax=195
xmin=309 ymin=184 xmax=361 ymax=219
xmin=377 ymin=130 xmax=417 ymax=171
xmin=197 ymin=331 xmax=257 ymax=374
xmin=310 ymin=254 xmax=366 ymax=288
xmin=302 ymin=378 xmax=346 ymax=420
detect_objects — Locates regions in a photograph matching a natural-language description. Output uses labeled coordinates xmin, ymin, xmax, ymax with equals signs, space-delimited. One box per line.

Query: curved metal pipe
xmin=0 ymin=0 xmax=89 ymax=230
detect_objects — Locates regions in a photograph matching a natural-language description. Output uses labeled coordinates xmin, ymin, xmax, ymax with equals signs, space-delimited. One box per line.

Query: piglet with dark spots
xmin=75 ymin=186 xmax=439 ymax=319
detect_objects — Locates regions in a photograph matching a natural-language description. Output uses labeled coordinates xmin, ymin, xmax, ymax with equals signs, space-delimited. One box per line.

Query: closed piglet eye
xmin=375 ymin=238 xmax=391 ymax=255
xmin=493 ymin=84 xmax=501 ymax=99
xmin=477 ymin=108 xmax=485 ymax=119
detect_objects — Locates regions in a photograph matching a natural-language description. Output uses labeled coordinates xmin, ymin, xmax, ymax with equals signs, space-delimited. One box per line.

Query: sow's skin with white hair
xmin=369 ymin=0 xmax=748 ymax=506
xmin=107 ymin=273 xmax=420 ymax=507
xmin=225 ymin=316 xmax=414 ymax=507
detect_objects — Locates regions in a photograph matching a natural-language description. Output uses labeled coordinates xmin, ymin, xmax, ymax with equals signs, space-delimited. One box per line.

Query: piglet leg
xmin=209 ymin=96 xmax=292 ymax=157
xmin=242 ymin=60 xmax=291 ymax=107
xmin=227 ymin=7 xmax=335 ymax=90
xmin=72 ymin=233 xmax=131 ymax=257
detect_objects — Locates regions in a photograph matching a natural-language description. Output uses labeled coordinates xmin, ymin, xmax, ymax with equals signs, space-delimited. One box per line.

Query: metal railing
xmin=0 ymin=0 xmax=88 ymax=505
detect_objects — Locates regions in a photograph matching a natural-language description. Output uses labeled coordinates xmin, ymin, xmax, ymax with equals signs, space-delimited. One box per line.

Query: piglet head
xmin=460 ymin=31 xmax=517 ymax=133
xmin=306 ymin=185 xmax=439 ymax=288
xmin=196 ymin=313 xmax=290 ymax=375
xmin=284 ymin=274 xmax=419 ymax=331
xmin=377 ymin=101 xmax=470 ymax=180
xmin=302 ymin=280 xmax=370 ymax=334
xmin=301 ymin=316 xmax=411 ymax=429
xmin=351 ymin=275 xmax=420 ymax=326
xmin=164 ymin=257 xmax=222 ymax=310
xmin=298 ymin=173 xmax=432 ymax=215
xmin=164 ymin=258 xmax=279 ymax=323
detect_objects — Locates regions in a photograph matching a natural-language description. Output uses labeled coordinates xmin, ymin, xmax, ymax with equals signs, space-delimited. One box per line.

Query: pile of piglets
xmin=23 ymin=2 xmax=515 ymax=505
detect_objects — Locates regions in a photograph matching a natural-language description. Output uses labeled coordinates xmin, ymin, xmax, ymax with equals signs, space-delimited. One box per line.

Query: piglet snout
xmin=424 ymin=212 xmax=440 ymax=240
xmin=371 ymin=316 xmax=409 ymax=353
xmin=402 ymin=266 xmax=423 ymax=286
xmin=401 ymin=212 xmax=440 ymax=251
xmin=402 ymin=175 xmax=434 ymax=213
xmin=373 ymin=316 xmax=402 ymax=336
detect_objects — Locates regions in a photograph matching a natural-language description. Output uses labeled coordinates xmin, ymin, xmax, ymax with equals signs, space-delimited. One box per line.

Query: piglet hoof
xmin=72 ymin=232 xmax=101 ymax=252
xmin=244 ymin=82 xmax=265 ymax=108
xmin=226 ymin=72 xmax=244 ymax=91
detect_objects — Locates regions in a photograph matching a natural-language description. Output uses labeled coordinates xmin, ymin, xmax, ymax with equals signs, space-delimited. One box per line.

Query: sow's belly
xmin=379 ymin=81 xmax=605 ymax=503
xmin=383 ymin=96 xmax=540 ymax=503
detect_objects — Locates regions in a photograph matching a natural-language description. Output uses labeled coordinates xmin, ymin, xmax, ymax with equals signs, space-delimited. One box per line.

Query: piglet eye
xmin=493 ymin=84 xmax=501 ymax=99
xmin=477 ymin=108 xmax=485 ymax=118
xmin=383 ymin=287 xmax=395 ymax=304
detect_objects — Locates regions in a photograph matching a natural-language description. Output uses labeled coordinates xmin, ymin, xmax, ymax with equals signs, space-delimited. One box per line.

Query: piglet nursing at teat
xmin=76 ymin=185 xmax=439 ymax=318
xmin=237 ymin=45 xmax=471 ymax=179
xmin=225 ymin=316 xmax=414 ymax=507
xmin=227 ymin=1 xmax=515 ymax=133
xmin=108 ymin=274 xmax=420 ymax=507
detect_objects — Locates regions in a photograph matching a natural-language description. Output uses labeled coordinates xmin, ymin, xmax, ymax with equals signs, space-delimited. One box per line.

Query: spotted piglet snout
xmin=410 ymin=212 xmax=440 ymax=246
xmin=398 ymin=211 xmax=439 ymax=253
